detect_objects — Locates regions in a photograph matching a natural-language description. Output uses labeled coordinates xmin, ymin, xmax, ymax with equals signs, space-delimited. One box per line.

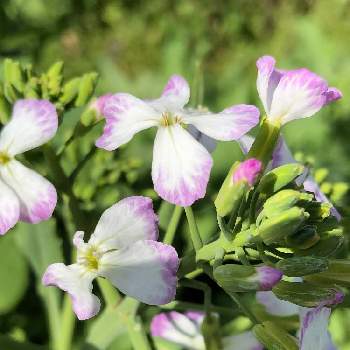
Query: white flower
xmin=0 ymin=99 xmax=58 ymax=235
xmin=42 ymin=196 xmax=179 ymax=320
xmin=96 ymin=75 xmax=259 ymax=206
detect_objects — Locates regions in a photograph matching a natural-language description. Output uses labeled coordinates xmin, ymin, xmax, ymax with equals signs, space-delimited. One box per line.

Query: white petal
xmin=256 ymin=291 xmax=300 ymax=317
xmin=89 ymin=196 xmax=159 ymax=251
xmin=0 ymin=179 xmax=20 ymax=235
xmin=256 ymin=56 xmax=284 ymax=115
xmin=95 ymin=93 xmax=159 ymax=151
xmin=238 ymin=135 xmax=255 ymax=155
xmin=182 ymin=105 xmax=259 ymax=141
xmin=42 ymin=263 xmax=100 ymax=320
xmin=151 ymin=75 xmax=190 ymax=112
xmin=269 ymin=69 xmax=329 ymax=125
xmin=223 ymin=331 xmax=263 ymax=350
xmin=152 ymin=125 xmax=213 ymax=206
xmin=299 ymin=307 xmax=335 ymax=350
xmin=98 ymin=240 xmax=179 ymax=305
xmin=150 ymin=311 xmax=205 ymax=350
xmin=0 ymin=160 xmax=57 ymax=223
xmin=0 ymin=99 xmax=58 ymax=155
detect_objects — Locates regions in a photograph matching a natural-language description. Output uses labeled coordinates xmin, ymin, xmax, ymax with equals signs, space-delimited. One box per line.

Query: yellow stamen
xmin=0 ymin=151 xmax=10 ymax=165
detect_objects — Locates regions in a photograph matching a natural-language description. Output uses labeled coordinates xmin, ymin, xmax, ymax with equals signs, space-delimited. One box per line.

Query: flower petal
xmin=152 ymin=125 xmax=213 ymax=206
xmin=223 ymin=331 xmax=263 ymax=350
xmin=256 ymin=291 xmax=299 ymax=317
xmin=95 ymin=93 xmax=159 ymax=151
xmin=256 ymin=55 xmax=284 ymax=115
xmin=0 ymin=179 xmax=20 ymax=235
xmin=150 ymin=311 xmax=205 ymax=350
xmin=0 ymin=99 xmax=58 ymax=155
xmin=325 ymin=87 xmax=342 ymax=105
xmin=182 ymin=105 xmax=259 ymax=141
xmin=299 ymin=307 xmax=335 ymax=350
xmin=269 ymin=69 xmax=329 ymax=125
xmin=0 ymin=160 xmax=57 ymax=223
xmin=99 ymin=240 xmax=179 ymax=305
xmin=89 ymin=196 xmax=159 ymax=251
xmin=151 ymin=75 xmax=190 ymax=112
xmin=187 ymin=125 xmax=217 ymax=153
xmin=238 ymin=135 xmax=255 ymax=154
xmin=42 ymin=263 xmax=100 ymax=320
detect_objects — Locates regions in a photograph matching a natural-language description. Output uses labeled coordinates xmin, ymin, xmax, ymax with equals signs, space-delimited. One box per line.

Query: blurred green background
xmin=1 ymin=0 xmax=350 ymax=349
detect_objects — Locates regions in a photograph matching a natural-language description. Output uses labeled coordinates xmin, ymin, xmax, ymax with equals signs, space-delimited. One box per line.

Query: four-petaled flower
xmin=151 ymin=311 xmax=263 ymax=350
xmin=42 ymin=196 xmax=179 ymax=320
xmin=96 ymin=75 xmax=260 ymax=206
xmin=0 ymin=99 xmax=58 ymax=235
xmin=256 ymin=55 xmax=342 ymax=125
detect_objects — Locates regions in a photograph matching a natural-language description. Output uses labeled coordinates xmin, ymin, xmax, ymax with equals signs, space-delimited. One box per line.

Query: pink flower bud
xmin=90 ymin=93 xmax=113 ymax=119
xmin=232 ymin=158 xmax=262 ymax=186
xmin=256 ymin=266 xmax=283 ymax=291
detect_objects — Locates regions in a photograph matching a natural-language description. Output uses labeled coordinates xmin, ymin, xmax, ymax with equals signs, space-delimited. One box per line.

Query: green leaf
xmin=0 ymin=234 xmax=28 ymax=314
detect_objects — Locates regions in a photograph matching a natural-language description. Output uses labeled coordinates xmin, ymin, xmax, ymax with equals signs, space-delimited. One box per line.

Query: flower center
xmin=160 ymin=112 xmax=182 ymax=127
xmin=0 ymin=151 xmax=10 ymax=165
xmin=82 ymin=246 xmax=100 ymax=271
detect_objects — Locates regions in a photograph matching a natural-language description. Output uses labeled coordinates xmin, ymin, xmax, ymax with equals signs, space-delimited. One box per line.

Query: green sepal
xmin=285 ymin=225 xmax=320 ymax=250
xmin=258 ymin=163 xmax=305 ymax=196
xmin=253 ymin=321 xmax=299 ymax=350
xmin=276 ymin=256 xmax=328 ymax=277
xmin=272 ymin=281 xmax=341 ymax=308
xmin=59 ymin=77 xmax=82 ymax=105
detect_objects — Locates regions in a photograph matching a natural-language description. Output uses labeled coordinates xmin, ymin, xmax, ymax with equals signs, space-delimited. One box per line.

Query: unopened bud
xmin=272 ymin=281 xmax=343 ymax=308
xmin=258 ymin=163 xmax=305 ymax=196
xmin=60 ymin=77 xmax=81 ymax=105
xmin=46 ymin=61 xmax=64 ymax=97
xmin=285 ymin=225 xmax=320 ymax=250
xmin=257 ymin=207 xmax=309 ymax=245
xmin=232 ymin=158 xmax=262 ymax=186
xmin=201 ymin=313 xmax=222 ymax=350
xmin=253 ymin=321 xmax=299 ymax=350
xmin=262 ymin=189 xmax=313 ymax=218
xmin=75 ymin=72 xmax=99 ymax=107
xmin=305 ymin=201 xmax=332 ymax=221
xmin=214 ymin=264 xmax=282 ymax=293
xmin=276 ymin=256 xmax=328 ymax=277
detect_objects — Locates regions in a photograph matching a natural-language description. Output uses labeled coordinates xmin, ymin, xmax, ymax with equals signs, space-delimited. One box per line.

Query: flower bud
xmin=214 ymin=264 xmax=282 ymax=293
xmin=60 ymin=77 xmax=81 ymax=105
xmin=285 ymin=225 xmax=320 ymax=250
xmin=305 ymin=201 xmax=332 ymax=221
xmin=272 ymin=281 xmax=343 ymax=308
xmin=201 ymin=313 xmax=222 ymax=350
xmin=276 ymin=256 xmax=328 ymax=277
xmin=44 ymin=61 xmax=64 ymax=97
xmin=305 ymin=259 xmax=350 ymax=288
xmin=257 ymin=207 xmax=309 ymax=245
xmin=253 ymin=321 xmax=299 ymax=350
xmin=75 ymin=72 xmax=99 ymax=107
xmin=215 ymin=159 xmax=262 ymax=217
xmin=258 ymin=163 xmax=305 ymax=196
xmin=262 ymin=189 xmax=313 ymax=218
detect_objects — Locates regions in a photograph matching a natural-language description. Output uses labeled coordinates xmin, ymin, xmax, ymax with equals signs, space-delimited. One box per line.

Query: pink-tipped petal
xmin=151 ymin=75 xmax=190 ymax=112
xmin=256 ymin=55 xmax=284 ymax=115
xmin=269 ymin=69 xmax=329 ymax=125
xmin=150 ymin=312 xmax=205 ymax=349
xmin=90 ymin=93 xmax=113 ymax=120
xmin=299 ymin=307 xmax=335 ymax=350
xmin=238 ymin=135 xmax=255 ymax=155
xmin=0 ymin=160 xmax=57 ymax=224
xmin=0 ymin=179 xmax=20 ymax=235
xmin=232 ymin=158 xmax=262 ymax=186
xmin=42 ymin=263 xmax=100 ymax=320
xmin=99 ymin=240 xmax=179 ymax=305
xmin=182 ymin=105 xmax=259 ymax=141
xmin=152 ymin=125 xmax=213 ymax=206
xmin=324 ymin=87 xmax=342 ymax=105
xmin=95 ymin=93 xmax=159 ymax=151
xmin=89 ymin=196 xmax=159 ymax=250
xmin=0 ymin=99 xmax=58 ymax=155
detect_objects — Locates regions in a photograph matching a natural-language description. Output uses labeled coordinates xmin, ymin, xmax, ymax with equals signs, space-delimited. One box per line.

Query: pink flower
xmin=42 ymin=196 xmax=179 ymax=320
xmin=256 ymin=56 xmax=342 ymax=125
xmin=96 ymin=75 xmax=260 ymax=206
xmin=0 ymin=99 xmax=58 ymax=235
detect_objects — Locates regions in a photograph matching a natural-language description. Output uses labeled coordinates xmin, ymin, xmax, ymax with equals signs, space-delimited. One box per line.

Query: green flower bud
xmin=46 ymin=61 xmax=64 ymax=97
xmin=60 ymin=77 xmax=82 ymax=105
xmin=272 ymin=281 xmax=343 ymax=308
xmin=253 ymin=321 xmax=299 ymax=350
xmin=258 ymin=163 xmax=305 ymax=196
xmin=201 ymin=313 xmax=222 ymax=350
xmin=257 ymin=207 xmax=309 ymax=245
xmin=262 ymin=189 xmax=313 ymax=218
xmin=285 ymin=225 xmax=320 ymax=250
xmin=0 ymin=88 xmax=10 ymax=124
xmin=305 ymin=201 xmax=332 ymax=221
xmin=214 ymin=264 xmax=282 ymax=293
xmin=305 ymin=259 xmax=350 ymax=288
xmin=4 ymin=58 xmax=25 ymax=95
xmin=276 ymin=256 xmax=328 ymax=277
xmin=215 ymin=162 xmax=245 ymax=217
xmin=75 ymin=72 xmax=99 ymax=107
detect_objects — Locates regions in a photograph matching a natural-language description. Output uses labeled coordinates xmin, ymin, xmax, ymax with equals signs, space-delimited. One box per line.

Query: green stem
xmin=126 ymin=316 xmax=152 ymax=350
xmin=184 ymin=206 xmax=203 ymax=250
xmin=180 ymin=279 xmax=212 ymax=313
xmin=161 ymin=301 xmax=236 ymax=316
xmin=57 ymin=296 xmax=75 ymax=350
xmin=163 ymin=205 xmax=183 ymax=245
xmin=97 ymin=277 xmax=121 ymax=307
xmin=229 ymin=292 xmax=258 ymax=324
xmin=217 ymin=215 xmax=232 ymax=241
xmin=46 ymin=289 xmax=61 ymax=350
